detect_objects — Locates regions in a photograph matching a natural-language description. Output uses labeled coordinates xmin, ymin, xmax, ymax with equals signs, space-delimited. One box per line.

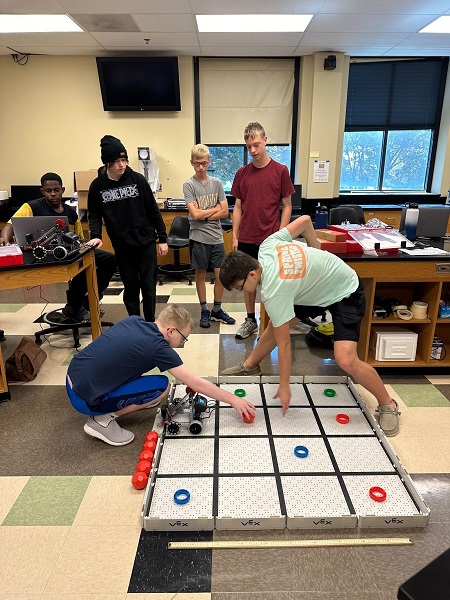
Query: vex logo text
xmin=313 ymin=519 xmax=332 ymax=525
xmin=241 ymin=520 xmax=261 ymax=526
xmin=168 ymin=521 xmax=188 ymax=527
xmin=385 ymin=518 xmax=404 ymax=524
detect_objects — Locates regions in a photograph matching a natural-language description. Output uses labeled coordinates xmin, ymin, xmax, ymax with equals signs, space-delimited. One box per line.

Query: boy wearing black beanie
xmin=88 ymin=135 xmax=168 ymax=322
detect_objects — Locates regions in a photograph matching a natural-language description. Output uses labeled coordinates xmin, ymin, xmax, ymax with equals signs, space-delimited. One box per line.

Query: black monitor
xmin=291 ymin=184 xmax=302 ymax=212
xmin=10 ymin=185 xmax=42 ymax=211
xmin=96 ymin=57 xmax=181 ymax=112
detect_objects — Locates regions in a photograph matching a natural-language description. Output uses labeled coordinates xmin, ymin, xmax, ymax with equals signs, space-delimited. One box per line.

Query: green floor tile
xmin=0 ymin=303 xmax=26 ymax=312
xmin=391 ymin=384 xmax=450 ymax=407
xmin=170 ymin=288 xmax=197 ymax=295
xmin=62 ymin=349 xmax=78 ymax=366
xmin=2 ymin=476 xmax=91 ymax=526
xmin=221 ymin=302 xmax=246 ymax=312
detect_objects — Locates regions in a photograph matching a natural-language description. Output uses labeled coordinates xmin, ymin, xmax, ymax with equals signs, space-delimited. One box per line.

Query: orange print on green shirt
xmin=276 ymin=243 xmax=306 ymax=279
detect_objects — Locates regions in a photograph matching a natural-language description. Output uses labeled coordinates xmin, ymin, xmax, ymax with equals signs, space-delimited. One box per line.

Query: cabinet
xmin=364 ymin=209 xmax=401 ymax=229
xmin=364 ymin=208 xmax=450 ymax=234
xmin=354 ymin=261 xmax=450 ymax=368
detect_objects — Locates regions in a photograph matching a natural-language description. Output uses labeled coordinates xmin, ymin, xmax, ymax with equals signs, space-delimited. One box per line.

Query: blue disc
xmin=174 ymin=489 xmax=190 ymax=505
xmin=294 ymin=445 xmax=309 ymax=458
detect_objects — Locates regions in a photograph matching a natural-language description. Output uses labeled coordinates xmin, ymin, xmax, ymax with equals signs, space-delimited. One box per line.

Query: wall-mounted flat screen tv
xmin=96 ymin=57 xmax=181 ymax=111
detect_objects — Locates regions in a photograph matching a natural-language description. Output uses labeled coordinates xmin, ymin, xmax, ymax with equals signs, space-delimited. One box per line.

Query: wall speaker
xmin=324 ymin=55 xmax=336 ymax=70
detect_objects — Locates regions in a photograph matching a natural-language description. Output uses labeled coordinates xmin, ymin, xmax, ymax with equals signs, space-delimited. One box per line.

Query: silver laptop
xmin=11 ymin=216 xmax=69 ymax=248
xmin=399 ymin=206 xmax=450 ymax=239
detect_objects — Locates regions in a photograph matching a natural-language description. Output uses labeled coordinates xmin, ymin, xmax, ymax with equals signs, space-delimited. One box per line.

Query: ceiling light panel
xmin=0 ymin=14 xmax=83 ymax=33
xmin=196 ymin=14 xmax=313 ymax=33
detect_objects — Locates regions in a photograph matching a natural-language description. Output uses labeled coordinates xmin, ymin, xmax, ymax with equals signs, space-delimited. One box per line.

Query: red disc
xmin=242 ymin=412 xmax=255 ymax=424
xmin=369 ymin=486 xmax=387 ymax=502
xmin=131 ymin=471 xmax=148 ymax=490
xmin=136 ymin=460 xmax=151 ymax=475
xmin=142 ymin=440 xmax=157 ymax=452
xmin=336 ymin=413 xmax=350 ymax=424
xmin=146 ymin=431 xmax=159 ymax=442
xmin=139 ymin=449 xmax=154 ymax=462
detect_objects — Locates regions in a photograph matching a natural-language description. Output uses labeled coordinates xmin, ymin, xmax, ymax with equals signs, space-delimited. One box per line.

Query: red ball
xmin=242 ymin=412 xmax=255 ymax=424
xmin=132 ymin=471 xmax=148 ymax=490
xmin=142 ymin=440 xmax=157 ymax=452
xmin=146 ymin=431 xmax=159 ymax=442
xmin=136 ymin=460 xmax=151 ymax=475
xmin=139 ymin=449 xmax=154 ymax=462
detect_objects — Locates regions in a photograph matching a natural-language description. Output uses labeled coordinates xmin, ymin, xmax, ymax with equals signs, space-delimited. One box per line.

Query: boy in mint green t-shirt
xmin=219 ymin=215 xmax=400 ymax=437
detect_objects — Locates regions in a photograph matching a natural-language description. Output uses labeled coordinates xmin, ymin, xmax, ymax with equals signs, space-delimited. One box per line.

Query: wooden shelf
xmin=371 ymin=316 xmax=431 ymax=325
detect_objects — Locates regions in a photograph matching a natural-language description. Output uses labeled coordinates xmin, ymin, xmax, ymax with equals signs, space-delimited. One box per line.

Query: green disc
xmin=234 ymin=388 xmax=246 ymax=397
xmin=324 ymin=388 xmax=336 ymax=397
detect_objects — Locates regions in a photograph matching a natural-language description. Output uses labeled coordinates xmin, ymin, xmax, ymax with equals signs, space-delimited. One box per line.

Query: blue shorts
xmin=66 ymin=374 xmax=169 ymax=416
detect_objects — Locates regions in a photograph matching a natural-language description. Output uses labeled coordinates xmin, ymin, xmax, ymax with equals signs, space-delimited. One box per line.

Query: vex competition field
xmin=142 ymin=378 xmax=430 ymax=531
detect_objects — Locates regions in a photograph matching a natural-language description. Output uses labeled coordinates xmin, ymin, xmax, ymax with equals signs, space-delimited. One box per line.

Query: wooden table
xmin=0 ymin=248 xmax=102 ymax=400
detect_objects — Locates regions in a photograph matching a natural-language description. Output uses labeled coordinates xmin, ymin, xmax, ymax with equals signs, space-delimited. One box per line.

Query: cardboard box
xmin=315 ymin=229 xmax=347 ymax=242
xmin=346 ymin=239 xmax=363 ymax=253
xmin=74 ymin=170 xmax=97 ymax=209
xmin=317 ymin=238 xmax=347 ymax=254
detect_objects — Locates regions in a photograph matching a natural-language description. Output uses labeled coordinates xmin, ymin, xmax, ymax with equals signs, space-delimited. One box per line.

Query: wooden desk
xmin=0 ymin=248 xmax=102 ymax=399
xmin=260 ymin=251 xmax=450 ymax=369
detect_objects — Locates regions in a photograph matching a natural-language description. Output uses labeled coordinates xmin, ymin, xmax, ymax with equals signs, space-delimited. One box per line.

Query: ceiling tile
xmin=71 ymin=14 xmax=140 ymax=33
xmin=133 ymin=13 xmax=196 ymax=33
xmin=90 ymin=31 xmax=198 ymax=47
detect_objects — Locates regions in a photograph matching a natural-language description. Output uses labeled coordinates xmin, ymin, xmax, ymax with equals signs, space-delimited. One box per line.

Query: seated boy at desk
xmin=66 ymin=305 xmax=255 ymax=446
xmin=0 ymin=172 xmax=115 ymax=322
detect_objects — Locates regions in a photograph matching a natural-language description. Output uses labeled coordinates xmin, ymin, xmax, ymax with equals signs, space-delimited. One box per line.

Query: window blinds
xmin=199 ymin=58 xmax=294 ymax=144
xmin=345 ymin=58 xmax=447 ymax=129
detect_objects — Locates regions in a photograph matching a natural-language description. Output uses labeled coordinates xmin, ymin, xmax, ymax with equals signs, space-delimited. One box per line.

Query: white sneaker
xmin=84 ymin=415 xmax=134 ymax=446
xmin=235 ymin=318 xmax=258 ymax=339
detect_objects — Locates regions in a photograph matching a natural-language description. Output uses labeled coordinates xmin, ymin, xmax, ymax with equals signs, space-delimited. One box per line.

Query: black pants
xmin=66 ymin=249 xmax=116 ymax=311
xmin=114 ymin=243 xmax=158 ymax=322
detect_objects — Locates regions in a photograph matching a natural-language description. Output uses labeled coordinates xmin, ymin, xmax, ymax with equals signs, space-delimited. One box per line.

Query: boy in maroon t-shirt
xmin=231 ymin=122 xmax=294 ymax=339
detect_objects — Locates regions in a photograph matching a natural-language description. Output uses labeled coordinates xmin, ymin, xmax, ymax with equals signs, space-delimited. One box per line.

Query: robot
xmin=25 ymin=218 xmax=83 ymax=262
xmin=160 ymin=387 xmax=213 ymax=435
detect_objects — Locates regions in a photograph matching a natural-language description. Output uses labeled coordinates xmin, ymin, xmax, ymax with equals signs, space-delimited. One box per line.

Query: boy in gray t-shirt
xmin=183 ymin=144 xmax=236 ymax=328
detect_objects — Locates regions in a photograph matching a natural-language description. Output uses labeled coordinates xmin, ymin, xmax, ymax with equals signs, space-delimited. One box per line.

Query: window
xmin=208 ymin=145 xmax=291 ymax=192
xmin=340 ymin=59 xmax=447 ymax=192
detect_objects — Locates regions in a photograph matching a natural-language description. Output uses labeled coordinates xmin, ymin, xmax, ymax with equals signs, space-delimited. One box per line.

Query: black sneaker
xmin=211 ymin=309 xmax=236 ymax=325
xmin=62 ymin=304 xmax=91 ymax=323
xmin=200 ymin=309 xmax=211 ymax=328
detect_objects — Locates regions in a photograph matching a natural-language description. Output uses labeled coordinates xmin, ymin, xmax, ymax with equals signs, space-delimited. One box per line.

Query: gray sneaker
xmin=235 ymin=317 xmax=258 ymax=339
xmin=222 ymin=361 xmax=261 ymax=376
xmin=84 ymin=416 xmax=134 ymax=446
xmin=376 ymin=399 xmax=401 ymax=437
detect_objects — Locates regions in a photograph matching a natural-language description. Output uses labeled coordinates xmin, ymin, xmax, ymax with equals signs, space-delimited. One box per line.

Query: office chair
xmin=35 ymin=309 xmax=113 ymax=349
xmin=329 ymin=206 xmax=361 ymax=226
xmin=158 ymin=216 xmax=194 ymax=286
xmin=339 ymin=204 xmax=365 ymax=224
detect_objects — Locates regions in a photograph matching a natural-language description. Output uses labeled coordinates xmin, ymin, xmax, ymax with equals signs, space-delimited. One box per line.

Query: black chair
xmin=158 ymin=216 xmax=194 ymax=286
xmin=35 ymin=309 xmax=113 ymax=349
xmin=329 ymin=206 xmax=361 ymax=226
xmin=339 ymin=204 xmax=365 ymax=224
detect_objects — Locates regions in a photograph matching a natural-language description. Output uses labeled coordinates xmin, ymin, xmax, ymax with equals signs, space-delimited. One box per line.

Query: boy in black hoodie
xmin=88 ymin=136 xmax=168 ymax=322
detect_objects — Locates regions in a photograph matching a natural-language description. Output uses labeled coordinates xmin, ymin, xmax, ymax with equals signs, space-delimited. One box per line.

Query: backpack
xmin=305 ymin=323 xmax=334 ymax=349
xmin=5 ymin=337 xmax=47 ymax=382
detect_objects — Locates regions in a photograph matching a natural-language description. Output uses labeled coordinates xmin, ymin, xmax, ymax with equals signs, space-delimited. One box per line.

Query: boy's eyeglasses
xmin=236 ymin=273 xmax=248 ymax=291
xmin=192 ymin=161 xmax=209 ymax=168
xmin=175 ymin=328 xmax=189 ymax=343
